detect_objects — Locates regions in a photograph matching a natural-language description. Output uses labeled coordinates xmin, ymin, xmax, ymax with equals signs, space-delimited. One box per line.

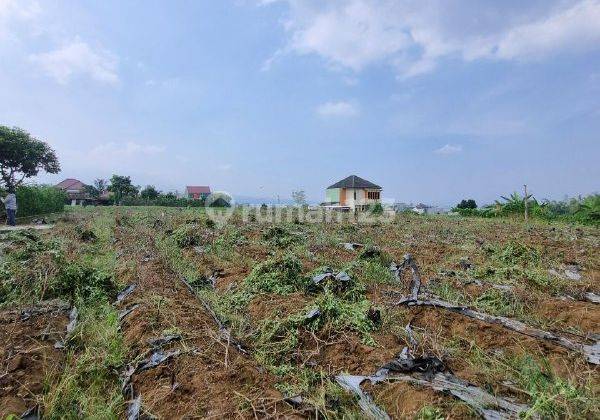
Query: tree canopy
xmin=0 ymin=125 xmax=60 ymax=190
xmin=291 ymin=190 xmax=307 ymax=207
xmin=140 ymin=185 xmax=160 ymax=200
xmin=456 ymin=199 xmax=477 ymax=210
xmin=108 ymin=175 xmax=138 ymax=204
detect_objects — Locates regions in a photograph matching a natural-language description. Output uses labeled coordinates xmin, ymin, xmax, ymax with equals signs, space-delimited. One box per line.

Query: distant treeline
xmin=453 ymin=193 xmax=600 ymax=226
xmin=120 ymin=195 xmax=206 ymax=207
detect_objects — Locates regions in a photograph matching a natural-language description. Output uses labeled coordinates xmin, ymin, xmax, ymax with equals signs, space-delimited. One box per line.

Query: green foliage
xmin=82 ymin=184 xmax=100 ymax=198
xmin=43 ymin=298 xmax=125 ymax=418
xmin=245 ymin=253 xmax=305 ymax=294
xmin=473 ymin=288 xmax=524 ymax=317
xmin=107 ymin=174 xmax=138 ymax=204
xmin=171 ymin=223 xmax=205 ymax=248
xmin=0 ymin=216 xmax=116 ymax=305
xmin=494 ymin=241 xmax=540 ymax=266
xmin=454 ymin=199 xmax=477 ymax=210
xmin=416 ymin=406 xmax=445 ymax=420
xmin=120 ymin=195 xmax=206 ymax=207
xmin=309 ymin=291 xmax=376 ymax=345
xmin=457 ymin=192 xmax=600 ymax=226
xmin=13 ymin=184 xmax=65 ymax=217
xmin=369 ymin=202 xmax=383 ymax=214
xmin=262 ymin=225 xmax=302 ymax=248
xmin=462 ymin=344 xmax=599 ymax=419
xmin=52 ymin=260 xmax=116 ymax=302
xmin=140 ymin=185 xmax=160 ymax=200
xmin=0 ymin=125 xmax=60 ymax=190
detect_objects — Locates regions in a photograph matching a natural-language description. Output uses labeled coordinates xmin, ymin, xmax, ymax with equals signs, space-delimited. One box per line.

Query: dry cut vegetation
xmin=0 ymin=207 xmax=598 ymax=419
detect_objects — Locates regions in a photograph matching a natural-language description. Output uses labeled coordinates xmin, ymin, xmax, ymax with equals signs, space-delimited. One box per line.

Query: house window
xmin=367 ymin=191 xmax=380 ymax=200
xmin=354 ymin=191 xmax=357 ymax=199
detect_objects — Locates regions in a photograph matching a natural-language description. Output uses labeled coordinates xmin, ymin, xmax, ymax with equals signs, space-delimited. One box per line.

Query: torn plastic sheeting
xmin=312 ymin=268 xmax=351 ymax=285
xmin=121 ymin=349 xmax=183 ymax=390
xmin=218 ymin=328 xmax=250 ymax=355
xmin=20 ymin=405 xmax=40 ymax=420
xmin=582 ymin=341 xmax=600 ymax=365
xmin=398 ymin=297 xmax=600 ymax=365
xmin=54 ymin=306 xmax=79 ymax=349
xmin=116 ymin=284 xmax=137 ymax=304
xmin=137 ymin=349 xmax=182 ymax=372
xmin=381 ymin=354 xmax=445 ymax=377
xmin=340 ymin=242 xmax=364 ymax=251
xmin=208 ymin=275 xmax=217 ymax=288
xmin=19 ymin=300 xmax=70 ymax=320
xmin=284 ymin=395 xmax=304 ymax=408
xmin=312 ymin=268 xmax=334 ymax=285
xmin=119 ymin=304 xmax=139 ymax=322
xmin=584 ymin=292 xmax=599 ymax=304
xmin=404 ymin=324 xmax=418 ymax=349
xmin=66 ymin=307 xmax=78 ymax=334
xmin=390 ymin=254 xmax=422 ymax=301
xmin=126 ymin=394 xmax=141 ymax=420
xmin=335 ymin=375 xmax=390 ymax=420
xmin=147 ymin=334 xmax=182 ymax=348
xmin=338 ymin=368 xmax=529 ymax=420
xmin=305 ymin=308 xmax=321 ymax=321
xmin=384 ymin=372 xmax=529 ymax=420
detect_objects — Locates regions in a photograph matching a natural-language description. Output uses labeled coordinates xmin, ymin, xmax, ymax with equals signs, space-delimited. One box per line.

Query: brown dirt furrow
xmin=0 ymin=301 xmax=70 ymax=417
xmin=115 ymin=227 xmax=301 ymax=419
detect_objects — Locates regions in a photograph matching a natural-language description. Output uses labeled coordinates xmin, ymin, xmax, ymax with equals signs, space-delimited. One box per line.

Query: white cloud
xmin=265 ymin=0 xmax=600 ymax=78
xmin=494 ymin=0 xmax=600 ymax=60
xmin=434 ymin=144 xmax=462 ymax=155
xmin=0 ymin=0 xmax=41 ymax=40
xmin=0 ymin=0 xmax=40 ymax=20
xmin=90 ymin=142 xmax=166 ymax=158
xmin=316 ymin=100 xmax=359 ymax=117
xmin=29 ymin=39 xmax=119 ymax=84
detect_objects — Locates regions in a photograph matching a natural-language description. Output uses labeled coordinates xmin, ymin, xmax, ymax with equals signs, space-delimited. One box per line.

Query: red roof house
xmin=55 ymin=178 xmax=86 ymax=193
xmin=186 ymin=186 xmax=211 ymax=200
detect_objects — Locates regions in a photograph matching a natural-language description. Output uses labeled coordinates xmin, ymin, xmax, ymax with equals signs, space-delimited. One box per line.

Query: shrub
xmin=10 ymin=184 xmax=65 ymax=218
xmin=369 ymin=202 xmax=383 ymax=214
xmin=245 ymin=254 xmax=305 ymax=294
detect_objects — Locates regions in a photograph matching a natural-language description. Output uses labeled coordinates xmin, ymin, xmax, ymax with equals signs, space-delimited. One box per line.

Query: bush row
xmin=454 ymin=193 xmax=600 ymax=226
xmin=120 ymin=196 xmax=206 ymax=207
xmin=12 ymin=185 xmax=66 ymax=218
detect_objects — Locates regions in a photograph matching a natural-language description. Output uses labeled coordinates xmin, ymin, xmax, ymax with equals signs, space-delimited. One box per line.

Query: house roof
xmin=186 ymin=186 xmax=211 ymax=194
xmin=55 ymin=178 xmax=86 ymax=191
xmin=327 ymin=175 xmax=381 ymax=190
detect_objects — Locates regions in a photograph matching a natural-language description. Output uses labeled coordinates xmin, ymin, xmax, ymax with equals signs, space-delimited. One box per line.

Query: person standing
xmin=1 ymin=188 xmax=17 ymax=226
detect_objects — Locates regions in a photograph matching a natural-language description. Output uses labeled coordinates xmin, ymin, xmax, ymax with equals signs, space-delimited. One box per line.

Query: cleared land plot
xmin=0 ymin=207 xmax=598 ymax=418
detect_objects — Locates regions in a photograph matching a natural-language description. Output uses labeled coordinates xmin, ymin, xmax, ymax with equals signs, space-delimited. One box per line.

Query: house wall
xmin=326 ymin=188 xmax=340 ymax=203
xmin=324 ymin=187 xmax=382 ymax=210
xmin=346 ymin=188 xmax=381 ymax=210
xmin=344 ymin=188 xmax=363 ymax=208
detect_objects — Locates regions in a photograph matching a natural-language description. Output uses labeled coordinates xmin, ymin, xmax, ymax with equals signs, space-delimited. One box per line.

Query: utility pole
xmin=523 ymin=184 xmax=528 ymax=222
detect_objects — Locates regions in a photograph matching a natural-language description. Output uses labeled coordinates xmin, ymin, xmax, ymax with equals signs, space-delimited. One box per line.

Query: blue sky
xmin=1 ymin=0 xmax=599 ymax=205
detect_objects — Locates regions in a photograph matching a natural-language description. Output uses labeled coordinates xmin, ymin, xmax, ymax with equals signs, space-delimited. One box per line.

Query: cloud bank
xmin=265 ymin=0 xmax=600 ymax=78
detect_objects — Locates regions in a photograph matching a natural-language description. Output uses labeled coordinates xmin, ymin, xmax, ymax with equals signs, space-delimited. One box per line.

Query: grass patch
xmin=462 ymin=345 xmax=599 ymax=419
xmin=43 ymin=302 xmax=125 ymax=418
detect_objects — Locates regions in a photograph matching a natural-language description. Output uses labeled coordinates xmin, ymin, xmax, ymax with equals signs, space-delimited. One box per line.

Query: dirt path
xmin=114 ymin=221 xmax=301 ymax=418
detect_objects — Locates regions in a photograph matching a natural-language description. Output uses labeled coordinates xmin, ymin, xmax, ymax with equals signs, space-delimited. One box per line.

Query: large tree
xmin=140 ymin=185 xmax=160 ymax=200
xmin=108 ymin=175 xmax=138 ymax=204
xmin=0 ymin=125 xmax=60 ymax=190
